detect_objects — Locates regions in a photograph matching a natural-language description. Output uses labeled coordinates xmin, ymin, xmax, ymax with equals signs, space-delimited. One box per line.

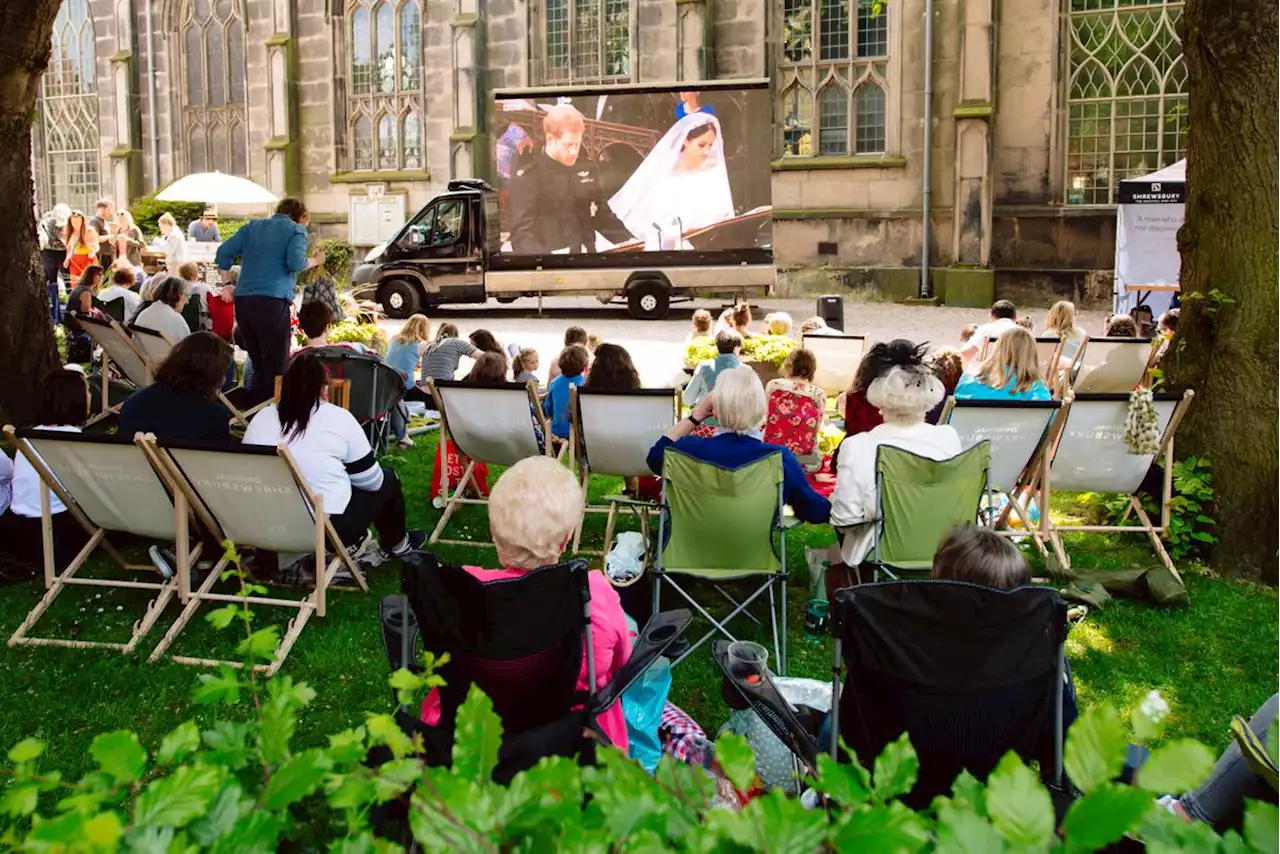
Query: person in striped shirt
xmin=418 ymin=323 xmax=478 ymax=382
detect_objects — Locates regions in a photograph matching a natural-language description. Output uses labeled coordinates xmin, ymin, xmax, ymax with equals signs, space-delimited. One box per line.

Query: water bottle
xmin=803 ymin=598 xmax=829 ymax=643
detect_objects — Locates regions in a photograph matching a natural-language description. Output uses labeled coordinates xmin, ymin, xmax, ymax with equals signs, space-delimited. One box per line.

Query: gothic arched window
xmin=345 ymin=0 xmax=424 ymax=171
xmin=37 ymin=0 xmax=101 ymax=212
xmin=181 ymin=0 xmax=249 ymax=175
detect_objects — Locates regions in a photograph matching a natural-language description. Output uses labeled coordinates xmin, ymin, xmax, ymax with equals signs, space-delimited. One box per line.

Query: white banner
xmin=1114 ymin=202 xmax=1183 ymax=315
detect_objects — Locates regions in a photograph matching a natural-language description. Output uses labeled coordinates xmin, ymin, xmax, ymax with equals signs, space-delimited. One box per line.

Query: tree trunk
xmin=1165 ymin=0 xmax=1279 ymax=583
xmin=0 ymin=0 xmax=63 ymax=425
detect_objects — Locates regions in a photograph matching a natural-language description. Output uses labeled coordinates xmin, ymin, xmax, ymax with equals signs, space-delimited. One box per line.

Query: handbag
xmin=620 ymin=616 xmax=672 ymax=773
xmin=430 ymin=439 xmax=489 ymax=502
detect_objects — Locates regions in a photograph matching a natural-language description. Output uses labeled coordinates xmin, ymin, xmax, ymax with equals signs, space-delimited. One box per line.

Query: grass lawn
xmin=0 ymin=430 xmax=1274 ymax=784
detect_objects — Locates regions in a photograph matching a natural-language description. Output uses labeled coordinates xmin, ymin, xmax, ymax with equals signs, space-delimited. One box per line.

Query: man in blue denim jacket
xmin=217 ymin=198 xmax=323 ymax=403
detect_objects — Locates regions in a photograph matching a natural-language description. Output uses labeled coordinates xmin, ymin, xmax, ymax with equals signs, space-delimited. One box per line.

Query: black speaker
xmin=816 ymin=295 xmax=844 ymax=331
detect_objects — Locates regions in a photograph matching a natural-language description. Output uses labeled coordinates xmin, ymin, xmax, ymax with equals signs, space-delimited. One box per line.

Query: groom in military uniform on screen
xmin=506 ymin=104 xmax=636 ymax=255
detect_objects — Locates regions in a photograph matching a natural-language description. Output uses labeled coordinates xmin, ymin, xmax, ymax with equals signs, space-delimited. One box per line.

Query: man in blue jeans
xmin=216 ymin=197 xmax=324 ymax=404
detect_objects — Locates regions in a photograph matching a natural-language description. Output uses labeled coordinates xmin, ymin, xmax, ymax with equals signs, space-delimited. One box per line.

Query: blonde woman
xmin=1041 ymin=300 xmax=1086 ymax=363
xmin=113 ymin=210 xmax=146 ymax=267
xmin=955 ymin=327 xmax=1052 ymax=401
xmin=156 ymin=213 xmax=188 ymax=269
xmin=385 ymin=314 xmax=434 ymax=402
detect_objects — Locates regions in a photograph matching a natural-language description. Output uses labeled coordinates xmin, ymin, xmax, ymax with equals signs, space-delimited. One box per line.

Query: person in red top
xmin=419 ymin=456 xmax=633 ymax=752
xmin=841 ymin=349 xmax=886 ymax=437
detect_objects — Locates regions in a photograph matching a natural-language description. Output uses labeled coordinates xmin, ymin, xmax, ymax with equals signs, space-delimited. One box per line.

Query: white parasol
xmin=156 ymin=172 xmax=279 ymax=205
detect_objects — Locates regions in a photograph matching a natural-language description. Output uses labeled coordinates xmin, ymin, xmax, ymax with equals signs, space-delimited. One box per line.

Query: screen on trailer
xmin=492 ymin=83 xmax=772 ymax=266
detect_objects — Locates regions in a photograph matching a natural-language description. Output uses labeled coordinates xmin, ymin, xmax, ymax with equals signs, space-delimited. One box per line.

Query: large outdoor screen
xmin=493 ymin=83 xmax=772 ymax=264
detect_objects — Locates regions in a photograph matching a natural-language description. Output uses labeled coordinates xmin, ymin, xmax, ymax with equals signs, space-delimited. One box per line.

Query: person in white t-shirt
xmin=960 ymin=299 xmax=1020 ymax=363
xmin=133 ymin=275 xmax=193 ymax=343
xmin=242 ymin=352 xmax=424 ymax=568
xmin=0 ymin=369 xmax=92 ymax=573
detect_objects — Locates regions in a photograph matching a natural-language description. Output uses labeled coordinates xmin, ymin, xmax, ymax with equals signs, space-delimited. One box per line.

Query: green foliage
xmin=129 ymin=196 xmax=205 ymax=237
xmin=684 ymin=333 xmax=798 ymax=368
xmin=216 ymin=218 xmax=249 ymax=243
xmin=317 ymin=238 xmax=356 ymax=283
xmin=2 ymin=585 xmax=1269 ymax=854
xmin=1086 ymin=455 xmax=1218 ymax=562
xmin=295 ymin=319 xmax=381 ymax=350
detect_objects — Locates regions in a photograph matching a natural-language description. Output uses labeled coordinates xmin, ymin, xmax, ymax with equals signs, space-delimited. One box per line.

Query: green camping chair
xmin=653 ymin=448 xmax=789 ymax=674
xmin=872 ymin=442 xmax=993 ymax=579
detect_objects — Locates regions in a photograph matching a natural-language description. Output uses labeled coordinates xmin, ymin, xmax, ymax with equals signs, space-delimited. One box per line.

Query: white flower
xmin=1140 ymin=690 xmax=1170 ymax=723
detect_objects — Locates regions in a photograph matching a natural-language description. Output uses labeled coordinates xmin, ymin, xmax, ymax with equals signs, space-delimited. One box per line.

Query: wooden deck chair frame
xmin=568 ymin=385 xmax=680 ymax=555
xmin=3 ymin=426 xmax=185 ymax=654
xmin=1049 ymin=336 xmax=1090 ymax=397
xmin=937 ymin=396 xmax=1074 ymax=559
xmin=1028 ymin=390 xmax=1194 ymax=581
xmin=138 ymin=436 xmax=368 ymax=676
xmin=130 ymin=324 xmax=263 ymax=428
xmin=78 ymin=314 xmax=151 ymax=426
xmin=801 ymin=332 xmax=870 ymax=397
xmin=272 ymin=374 xmax=353 ymax=410
xmin=427 ymin=378 xmax=550 ymax=546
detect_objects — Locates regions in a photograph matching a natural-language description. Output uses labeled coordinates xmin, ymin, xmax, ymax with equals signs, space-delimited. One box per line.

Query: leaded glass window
xmin=777 ymin=0 xmax=891 ymax=157
xmin=1065 ymin=0 xmax=1187 ymax=204
xmin=543 ymin=0 xmax=632 ymax=83
xmin=181 ymin=0 xmax=249 ymax=175
xmin=345 ymin=0 xmax=424 ymax=171
xmin=36 ymin=0 xmax=101 ymax=212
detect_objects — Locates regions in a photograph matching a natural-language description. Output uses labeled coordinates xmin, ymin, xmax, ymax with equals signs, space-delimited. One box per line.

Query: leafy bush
xmin=317 ymin=238 xmax=355 ymax=284
xmin=216 ymin=219 xmax=249 ymax=243
xmin=128 ymin=196 xmax=206 ymax=237
xmin=294 ymin=319 xmax=383 ymax=353
xmin=3 ymin=546 xmax=1275 ymax=852
xmin=1088 ymin=455 xmax=1218 ymax=563
xmin=685 ymin=334 xmax=798 ymax=368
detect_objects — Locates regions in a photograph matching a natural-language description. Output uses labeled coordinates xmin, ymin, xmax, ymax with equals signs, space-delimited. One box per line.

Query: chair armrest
xmin=592 ymin=609 xmax=692 ymax=715
xmin=604 ymin=494 xmax=659 ymax=509
xmin=712 ymin=640 xmax=822 ymax=776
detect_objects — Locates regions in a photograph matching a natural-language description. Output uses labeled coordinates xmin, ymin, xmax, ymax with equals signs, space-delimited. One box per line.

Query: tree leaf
xmin=189 ymin=782 xmax=245 ymax=845
xmin=201 ymin=721 xmax=251 ymax=770
xmin=831 ymin=801 xmax=930 ymax=854
xmin=985 ymin=752 xmax=1055 ymax=848
xmin=82 ymin=811 xmax=125 ymax=848
xmin=206 ymin=811 xmax=285 ymax=854
xmin=261 ymin=749 xmax=332 ymax=810
xmin=7 ymin=738 xmax=43 ymax=765
xmin=935 ymin=802 xmax=1005 ymax=854
xmin=1 ymin=784 xmax=38 ymax=818
xmin=133 ymin=764 xmax=223 ymax=828
xmin=452 ymin=685 xmax=503 ymax=785
xmin=949 ymin=770 xmax=987 ymax=816
xmin=1137 ymin=740 xmax=1217 ymax=794
xmin=1064 ymin=705 xmax=1128 ymax=794
xmin=206 ymin=604 xmax=240 ymax=630
xmin=873 ymin=732 xmax=919 ymax=802
xmin=814 ymin=752 xmax=871 ymax=807
xmin=158 ymin=721 xmax=201 ymax=766
xmin=373 ymin=757 xmax=425 ymax=803
xmin=236 ymin=626 xmax=281 ymax=663
xmin=1244 ymin=800 xmax=1279 ymax=854
xmin=193 ymin=666 xmax=242 ymax=707
xmin=714 ymin=732 xmax=757 ymax=795
xmin=389 ymin=668 xmax=424 ymax=707
xmin=1061 ymin=783 xmax=1152 ymax=853
xmin=89 ymin=730 xmax=147 ymax=784
xmin=742 ymin=789 xmax=828 ymax=854
xmin=326 ymin=726 xmax=369 ymax=766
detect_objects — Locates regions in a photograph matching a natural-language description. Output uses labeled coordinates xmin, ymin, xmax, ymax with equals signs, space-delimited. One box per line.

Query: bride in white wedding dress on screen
xmin=607 ymin=112 xmax=736 ymax=250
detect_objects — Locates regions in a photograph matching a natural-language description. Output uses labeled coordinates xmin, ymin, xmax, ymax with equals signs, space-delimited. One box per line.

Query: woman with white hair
xmin=646 ymin=365 xmax=831 ymax=524
xmin=418 ymin=456 xmax=633 ymax=752
xmin=830 ymin=340 xmax=963 ymax=567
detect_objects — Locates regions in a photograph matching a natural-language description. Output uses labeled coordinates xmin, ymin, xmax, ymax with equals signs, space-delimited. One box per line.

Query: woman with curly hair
xmin=583 ymin=343 xmax=641 ymax=391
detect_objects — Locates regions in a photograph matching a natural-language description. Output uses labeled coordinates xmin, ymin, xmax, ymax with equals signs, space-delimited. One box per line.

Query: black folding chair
xmin=380 ymin=552 xmax=690 ymax=783
xmin=310 ymin=346 xmax=405 ymax=452
xmin=830 ymin=580 xmax=1069 ymax=808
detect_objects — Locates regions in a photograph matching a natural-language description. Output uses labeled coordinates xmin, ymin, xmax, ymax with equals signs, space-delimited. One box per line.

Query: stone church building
xmin=34 ymin=0 xmax=1187 ymax=303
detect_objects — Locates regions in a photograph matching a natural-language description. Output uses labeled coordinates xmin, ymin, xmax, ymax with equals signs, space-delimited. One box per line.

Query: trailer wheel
xmin=494 ymin=296 xmax=518 ymax=304
xmin=380 ymin=279 xmax=421 ymax=319
xmin=627 ymin=280 xmax=670 ymax=320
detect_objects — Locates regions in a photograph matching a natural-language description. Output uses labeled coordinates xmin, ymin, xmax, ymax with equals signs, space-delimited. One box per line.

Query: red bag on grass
xmin=431 ymin=439 xmax=490 ymax=501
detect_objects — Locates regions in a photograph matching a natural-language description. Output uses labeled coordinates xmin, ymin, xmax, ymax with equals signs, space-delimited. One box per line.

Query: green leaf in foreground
xmin=261 ymin=749 xmax=332 ymax=811
xmin=452 ymin=685 xmax=503 ymax=785
xmin=985 ymin=752 xmax=1055 ymax=848
xmin=1061 ymin=783 xmax=1152 ymax=853
xmin=89 ymin=731 xmax=147 ymax=784
xmin=873 ymin=733 xmax=919 ymax=802
xmin=1064 ymin=705 xmax=1128 ymax=794
xmin=814 ymin=751 xmax=871 ymax=807
xmin=133 ymin=764 xmax=223 ymax=828
xmin=157 ymin=721 xmax=201 ymax=766
xmin=832 ymin=801 xmax=930 ymax=854
xmin=7 ymin=738 xmax=43 ymax=765
xmin=935 ymin=802 xmax=1005 ymax=854
xmin=1244 ymin=800 xmax=1279 ymax=854
xmin=1137 ymin=740 xmax=1217 ymax=794
xmin=714 ymin=732 xmax=757 ymax=794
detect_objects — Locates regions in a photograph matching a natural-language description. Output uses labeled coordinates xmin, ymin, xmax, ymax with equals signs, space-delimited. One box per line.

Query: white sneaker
xmin=396 ymin=436 xmax=415 ymax=449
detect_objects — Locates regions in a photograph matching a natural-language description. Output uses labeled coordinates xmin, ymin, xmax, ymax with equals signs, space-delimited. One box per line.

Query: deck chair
xmin=3 ymin=427 xmax=184 ymax=654
xmin=141 ymin=437 xmax=368 ymax=676
xmin=871 ymin=442 xmax=992 ymax=579
xmin=941 ymin=399 xmax=1065 ymax=552
xmin=1043 ymin=336 xmax=1089 ymax=397
xmin=129 ymin=324 xmax=261 ymax=428
xmin=1034 ymin=390 xmax=1194 ymax=580
xmin=653 ymin=447 xmax=789 ymax=674
xmin=78 ymin=314 xmax=150 ymax=426
xmin=379 ymin=553 xmax=691 ymax=784
xmin=309 ymin=346 xmax=405 ymax=452
xmin=427 ymin=378 xmax=549 ymax=546
xmin=830 ymin=580 xmax=1069 ymax=808
xmin=1070 ymin=337 xmax=1156 ymax=393
xmin=802 ymin=332 xmax=869 ymax=397
xmin=569 ymin=386 xmax=679 ymax=553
